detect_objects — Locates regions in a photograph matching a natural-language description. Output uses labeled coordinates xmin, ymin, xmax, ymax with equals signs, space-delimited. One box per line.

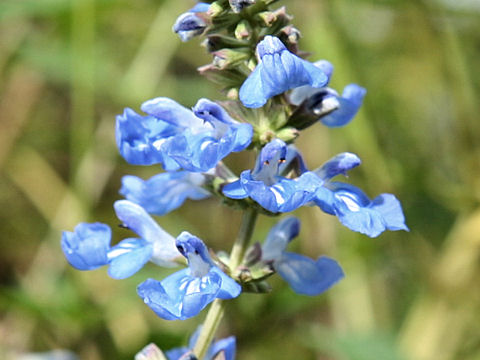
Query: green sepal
xmin=276 ymin=126 xmax=299 ymax=143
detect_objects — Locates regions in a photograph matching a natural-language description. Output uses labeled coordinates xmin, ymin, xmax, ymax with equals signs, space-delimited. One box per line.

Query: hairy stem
xmin=193 ymin=208 xmax=258 ymax=359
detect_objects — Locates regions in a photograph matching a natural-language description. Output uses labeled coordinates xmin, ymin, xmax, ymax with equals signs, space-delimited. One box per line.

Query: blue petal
xmin=370 ymin=194 xmax=409 ymax=232
xmin=276 ymin=253 xmax=344 ymax=296
xmin=222 ymin=180 xmax=248 ymax=199
xmin=120 ymin=172 xmax=210 ymax=216
xmin=137 ymin=278 xmax=186 ymax=321
xmin=211 ymin=267 xmax=242 ymax=300
xmin=141 ymin=97 xmax=204 ymax=129
xmin=262 ymin=217 xmax=300 ymax=261
xmin=289 ymin=59 xmax=334 ymax=105
xmin=115 ymin=108 xmax=180 ymax=169
xmin=165 ymin=347 xmax=189 ymax=360
xmin=314 ymin=186 xmax=336 ymax=215
xmin=321 ymin=182 xmax=408 ymax=238
xmin=314 ymin=152 xmax=361 ymax=181
xmin=114 ymin=200 xmax=180 ymax=265
xmin=239 ymin=170 xmax=322 ymax=213
xmin=107 ymin=238 xmax=153 ymax=279
xmin=237 ymin=64 xmax=266 ymax=108
xmin=163 ymin=124 xmax=251 ymax=172
xmin=61 ymin=222 xmax=111 ymax=271
xmin=320 ymin=84 xmax=366 ymax=127
xmin=190 ymin=3 xmax=210 ymax=13
xmin=239 ymin=36 xmax=328 ymax=108
xmin=207 ymin=336 xmax=236 ymax=360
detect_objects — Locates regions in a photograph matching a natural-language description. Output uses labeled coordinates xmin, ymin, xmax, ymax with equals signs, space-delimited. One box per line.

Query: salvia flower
xmin=120 ymin=171 xmax=210 ymax=216
xmin=61 ymin=200 xmax=181 ymax=279
xmin=116 ymin=97 xmax=253 ymax=172
xmin=261 ymin=217 xmax=344 ymax=295
xmin=165 ymin=326 xmax=236 ymax=360
xmin=61 ymin=222 xmax=111 ymax=271
xmin=239 ymin=36 xmax=329 ymax=108
xmin=173 ymin=3 xmax=210 ymax=42
xmin=290 ymin=60 xmax=366 ymax=127
xmin=137 ymin=232 xmax=241 ymax=320
xmin=304 ymin=150 xmax=408 ymax=237
xmin=222 ymin=139 xmax=322 ymax=213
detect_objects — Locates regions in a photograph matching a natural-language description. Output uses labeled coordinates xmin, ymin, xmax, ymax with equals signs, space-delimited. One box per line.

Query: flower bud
xmin=276 ymin=126 xmax=299 ymax=143
xmin=257 ymin=7 xmax=291 ymax=28
xmin=235 ymin=20 xmax=252 ymax=40
xmin=229 ymin=0 xmax=256 ymax=13
xmin=172 ymin=8 xmax=208 ymax=42
xmin=279 ymin=25 xmax=302 ymax=53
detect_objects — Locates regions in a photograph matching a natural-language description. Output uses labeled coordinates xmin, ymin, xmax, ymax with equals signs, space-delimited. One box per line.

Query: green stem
xmin=193 ymin=208 xmax=258 ymax=359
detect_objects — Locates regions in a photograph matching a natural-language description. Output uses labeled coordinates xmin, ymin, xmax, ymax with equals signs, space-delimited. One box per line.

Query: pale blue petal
xmin=115 ymin=108 xmax=180 ymax=169
xmin=314 ymin=152 xmax=361 ymax=181
xmin=240 ymin=36 xmax=328 ymax=108
xmin=322 ymin=182 xmax=408 ymax=238
xmin=190 ymin=3 xmax=210 ymax=12
xmin=289 ymin=60 xmax=334 ymax=105
xmin=61 ymin=222 xmax=111 ymax=271
xmin=320 ymin=84 xmax=366 ymax=127
xmin=276 ymin=253 xmax=344 ymax=296
xmin=120 ymin=172 xmax=210 ymax=216
xmin=211 ymin=267 xmax=242 ymax=300
xmin=113 ymin=200 xmax=179 ymax=263
xmin=207 ymin=336 xmax=236 ymax=360
xmin=238 ymin=65 xmax=266 ymax=108
xmin=222 ymin=180 xmax=248 ymax=199
xmin=137 ymin=278 xmax=184 ymax=321
xmin=165 ymin=347 xmax=189 ymax=360
xmin=370 ymin=194 xmax=409 ymax=232
xmin=262 ymin=217 xmax=300 ymax=261
xmin=141 ymin=97 xmax=204 ymax=129
xmin=107 ymin=238 xmax=153 ymax=279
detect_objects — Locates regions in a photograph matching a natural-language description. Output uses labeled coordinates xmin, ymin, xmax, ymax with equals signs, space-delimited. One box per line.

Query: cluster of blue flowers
xmin=62 ymin=1 xmax=408 ymax=358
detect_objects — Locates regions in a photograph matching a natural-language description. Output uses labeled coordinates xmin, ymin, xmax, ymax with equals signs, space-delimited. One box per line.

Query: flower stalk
xmin=193 ymin=208 xmax=258 ymax=359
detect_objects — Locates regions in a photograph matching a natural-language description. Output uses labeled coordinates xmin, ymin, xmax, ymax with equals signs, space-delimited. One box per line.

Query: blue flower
xmin=120 ymin=171 xmax=211 ymax=216
xmin=295 ymin=149 xmax=409 ymax=237
xmin=290 ymin=60 xmax=366 ymax=127
xmin=222 ymin=139 xmax=323 ymax=213
xmin=165 ymin=326 xmax=236 ymax=360
xmin=173 ymin=3 xmax=210 ymax=42
xmin=61 ymin=200 xmax=181 ymax=279
xmin=261 ymin=217 xmax=344 ymax=295
xmin=315 ymin=182 xmax=409 ymax=238
xmin=116 ymin=97 xmax=253 ymax=172
xmin=137 ymin=232 xmax=241 ymax=321
xmin=61 ymin=222 xmax=111 ymax=271
xmin=239 ymin=36 xmax=329 ymax=108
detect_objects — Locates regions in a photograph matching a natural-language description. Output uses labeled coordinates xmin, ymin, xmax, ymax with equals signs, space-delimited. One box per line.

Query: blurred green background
xmin=1 ymin=0 xmax=479 ymax=359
